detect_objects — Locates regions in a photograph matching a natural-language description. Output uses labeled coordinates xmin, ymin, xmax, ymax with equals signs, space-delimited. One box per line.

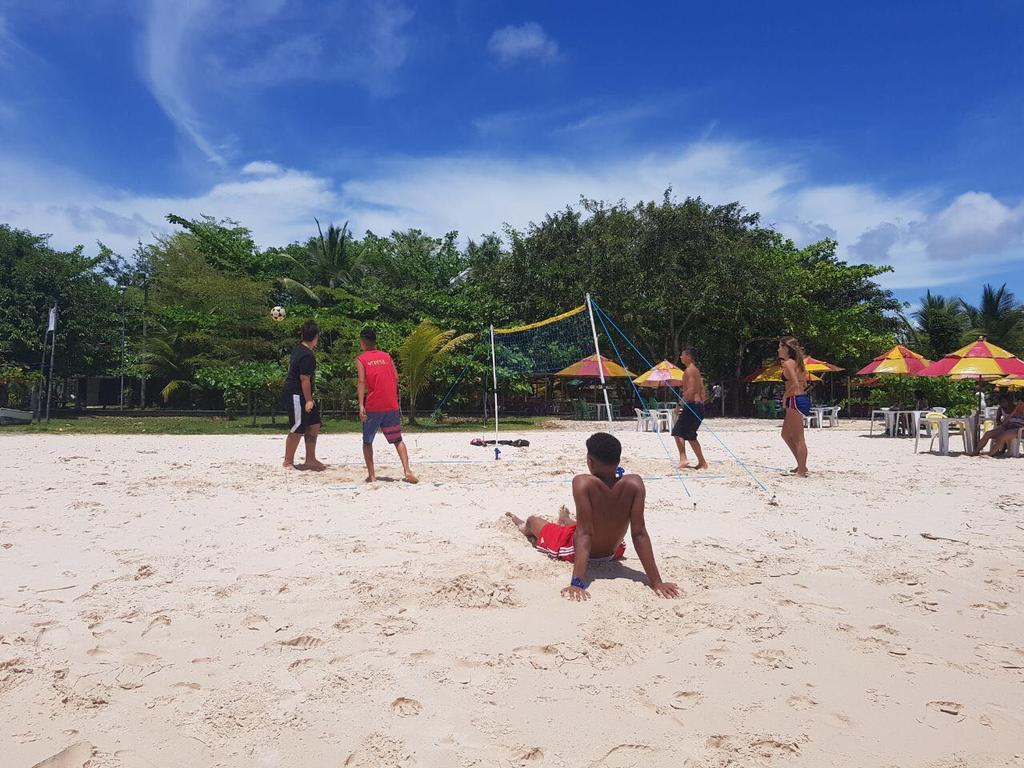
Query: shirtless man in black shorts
xmin=673 ymin=347 xmax=708 ymax=469
xmin=507 ymin=432 xmax=680 ymax=601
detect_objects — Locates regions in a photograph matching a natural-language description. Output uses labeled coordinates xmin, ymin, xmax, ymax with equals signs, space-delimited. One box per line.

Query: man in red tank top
xmin=356 ymin=327 xmax=418 ymax=483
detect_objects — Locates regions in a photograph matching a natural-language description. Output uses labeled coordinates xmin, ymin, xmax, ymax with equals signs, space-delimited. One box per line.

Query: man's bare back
xmin=571 ymin=473 xmax=640 ymax=558
xmin=507 ymin=431 xmax=680 ymax=601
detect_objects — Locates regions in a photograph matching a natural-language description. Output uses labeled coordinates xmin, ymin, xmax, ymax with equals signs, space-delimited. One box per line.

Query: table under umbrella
xmin=917 ymin=337 xmax=1024 ymax=450
xmin=555 ymin=354 xmax=636 ymax=419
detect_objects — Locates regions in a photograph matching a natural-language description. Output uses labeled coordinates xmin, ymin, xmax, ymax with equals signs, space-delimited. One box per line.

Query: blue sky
xmin=1 ymin=1 xmax=1022 ymax=305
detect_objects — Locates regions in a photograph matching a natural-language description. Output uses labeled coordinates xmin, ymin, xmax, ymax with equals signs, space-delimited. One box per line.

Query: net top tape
xmin=493 ymin=305 xmax=586 ymax=335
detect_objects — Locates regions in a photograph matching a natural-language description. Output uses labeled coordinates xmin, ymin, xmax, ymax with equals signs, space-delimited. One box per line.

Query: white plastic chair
xmin=822 ymin=406 xmax=841 ymax=427
xmin=919 ymin=412 xmax=969 ymax=455
xmin=870 ymin=407 xmax=889 ymax=435
xmin=634 ymin=408 xmax=655 ymax=432
xmin=1011 ymin=427 xmax=1024 ymax=458
xmin=655 ymin=410 xmax=673 ymax=433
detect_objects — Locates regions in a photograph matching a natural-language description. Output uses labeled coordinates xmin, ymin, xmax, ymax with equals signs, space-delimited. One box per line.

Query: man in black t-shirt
xmin=282 ymin=320 xmax=325 ymax=470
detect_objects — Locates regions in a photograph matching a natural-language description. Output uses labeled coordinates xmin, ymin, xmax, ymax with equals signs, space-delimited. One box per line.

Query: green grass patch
xmin=1 ymin=414 xmax=558 ymax=435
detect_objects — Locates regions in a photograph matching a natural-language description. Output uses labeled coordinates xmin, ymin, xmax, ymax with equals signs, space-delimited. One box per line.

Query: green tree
xmin=276 ymin=220 xmax=364 ymax=302
xmin=910 ymin=291 xmax=966 ymax=359
xmin=195 ymin=362 xmax=284 ymax=423
xmin=0 ymin=224 xmax=122 ymax=381
xmin=140 ymin=327 xmax=195 ymax=404
xmin=960 ymin=283 xmax=1023 ymax=350
xmin=471 ymin=194 xmax=899 ymax=412
xmin=165 ymin=214 xmax=262 ymax=277
xmin=398 ymin=321 xmax=474 ymax=423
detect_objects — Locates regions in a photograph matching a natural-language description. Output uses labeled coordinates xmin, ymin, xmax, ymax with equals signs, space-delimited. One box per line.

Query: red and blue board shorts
xmin=363 ymin=410 xmax=403 ymax=445
xmin=534 ymin=523 xmax=626 ymax=563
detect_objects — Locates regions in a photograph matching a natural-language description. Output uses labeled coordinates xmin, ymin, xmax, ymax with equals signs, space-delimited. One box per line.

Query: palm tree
xmin=278 ymin=219 xmax=360 ymax=303
xmin=960 ymin=283 xmax=1024 ymax=350
xmin=911 ymin=291 xmax=966 ymax=359
xmin=399 ymin=321 xmax=474 ymax=424
xmin=140 ymin=329 xmax=194 ymax=404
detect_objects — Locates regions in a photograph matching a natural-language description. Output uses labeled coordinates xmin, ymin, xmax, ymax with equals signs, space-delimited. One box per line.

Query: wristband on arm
xmin=570 ymin=576 xmax=587 ymax=590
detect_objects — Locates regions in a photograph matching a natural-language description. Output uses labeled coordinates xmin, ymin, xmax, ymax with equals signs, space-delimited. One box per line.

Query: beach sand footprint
xmin=391 ymin=697 xmax=423 ymax=717
xmin=30 ymin=741 xmax=96 ymax=768
xmin=343 ymin=732 xmax=417 ymax=767
xmin=705 ymin=734 xmax=803 ymax=765
xmin=587 ymin=743 xmax=655 ymax=767
xmin=786 ymin=694 xmax=817 ymax=711
xmin=669 ymin=690 xmax=704 ymax=710
xmin=921 ymin=700 xmax=966 ymax=728
xmin=752 ymin=648 xmax=794 ymax=670
xmin=515 ymin=747 xmax=544 ymax=764
xmin=278 ymin=634 xmax=323 ymax=650
xmin=426 ymin=574 xmax=519 ymax=609
xmin=0 ymin=656 xmax=32 ymax=694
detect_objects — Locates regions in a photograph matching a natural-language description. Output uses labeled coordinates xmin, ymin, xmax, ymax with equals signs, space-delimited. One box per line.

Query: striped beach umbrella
xmin=744 ymin=367 xmax=823 ymax=383
xmin=633 ymin=360 xmax=685 ymax=388
xmin=744 ymin=355 xmax=838 ymax=383
xmin=992 ymin=376 xmax=1024 ymax=389
xmin=918 ymin=338 xmax=1024 ymax=380
xmin=554 ymin=354 xmax=636 ymax=378
xmin=856 ymin=345 xmax=932 ymax=376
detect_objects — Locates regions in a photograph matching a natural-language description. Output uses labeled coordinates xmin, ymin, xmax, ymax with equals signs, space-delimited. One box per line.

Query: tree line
xmin=2 ymin=191 xmax=1021 ymax=417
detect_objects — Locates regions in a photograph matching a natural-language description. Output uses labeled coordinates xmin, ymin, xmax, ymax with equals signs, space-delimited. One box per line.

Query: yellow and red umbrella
xmin=554 ymin=354 xmax=636 ymax=378
xmin=992 ymin=376 xmax=1024 ymax=390
xmin=804 ymin=355 xmax=844 ymax=373
xmin=633 ymin=360 xmax=685 ymax=388
xmin=856 ymin=345 xmax=932 ymax=376
xmin=918 ymin=338 xmax=1024 ymax=380
xmin=744 ymin=367 xmax=822 ymax=383
xmin=744 ymin=355 xmax=838 ymax=383
xmin=852 ymin=376 xmax=883 ymax=389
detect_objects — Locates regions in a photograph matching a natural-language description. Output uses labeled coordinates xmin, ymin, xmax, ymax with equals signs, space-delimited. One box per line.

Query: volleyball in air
xmin=270 ymin=306 xmax=287 ymax=322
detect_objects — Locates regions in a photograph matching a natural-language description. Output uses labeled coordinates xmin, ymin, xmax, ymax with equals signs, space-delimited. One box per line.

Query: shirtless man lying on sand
xmin=508 ymin=432 xmax=680 ymax=601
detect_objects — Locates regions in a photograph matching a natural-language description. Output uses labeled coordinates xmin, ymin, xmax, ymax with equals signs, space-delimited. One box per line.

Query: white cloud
xmin=241 ymin=160 xmax=283 ymax=176
xmin=488 ymin=22 xmax=559 ymax=64
xmin=0 ymin=15 xmax=21 ymax=67
xmin=0 ymin=154 xmax=338 ymax=255
xmin=139 ymin=0 xmax=414 ymax=164
xmin=341 ymin=143 xmax=794 ymax=242
xmin=925 ymin=191 xmax=1024 ymax=260
xmin=142 ymin=0 xmax=226 ymax=165
xmin=3 ymin=141 xmax=1024 ymax=292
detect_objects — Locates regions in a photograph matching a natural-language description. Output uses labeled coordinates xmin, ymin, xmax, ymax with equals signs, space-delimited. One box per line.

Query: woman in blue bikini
xmin=779 ymin=336 xmax=810 ymax=477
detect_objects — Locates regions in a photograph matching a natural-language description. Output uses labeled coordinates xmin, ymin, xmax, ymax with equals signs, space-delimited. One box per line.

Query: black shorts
xmin=672 ymin=401 xmax=704 ymax=440
xmin=284 ymin=393 xmax=321 ymax=434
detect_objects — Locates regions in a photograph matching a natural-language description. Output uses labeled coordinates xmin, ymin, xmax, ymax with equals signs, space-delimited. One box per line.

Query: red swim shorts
xmin=534 ymin=523 xmax=626 ymax=563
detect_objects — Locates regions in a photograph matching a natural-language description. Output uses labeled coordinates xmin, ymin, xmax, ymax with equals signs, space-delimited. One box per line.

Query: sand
xmin=1 ymin=419 xmax=1022 ymax=768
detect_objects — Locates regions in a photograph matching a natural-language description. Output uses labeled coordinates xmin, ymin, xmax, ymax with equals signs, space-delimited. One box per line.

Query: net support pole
xmin=36 ymin=327 xmax=49 ymax=423
xmin=489 ymin=324 xmax=500 ymax=456
xmin=46 ymin=306 xmax=57 ymax=423
xmin=586 ymin=294 xmax=614 ymax=423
